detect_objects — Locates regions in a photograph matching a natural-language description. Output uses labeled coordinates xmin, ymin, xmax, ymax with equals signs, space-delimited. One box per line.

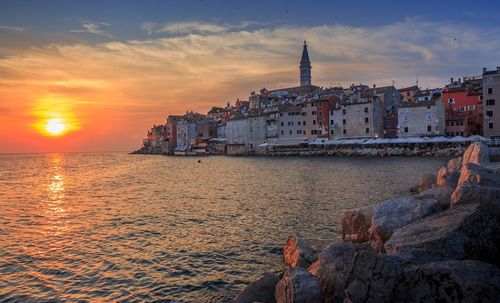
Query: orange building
xmin=441 ymin=77 xmax=483 ymax=136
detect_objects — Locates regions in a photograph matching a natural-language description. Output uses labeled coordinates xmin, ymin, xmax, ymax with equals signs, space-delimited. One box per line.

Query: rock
xmin=462 ymin=142 xmax=489 ymax=166
xmin=451 ymin=163 xmax=500 ymax=207
xmin=435 ymin=166 xmax=448 ymax=188
xmin=275 ymin=267 xmax=321 ymax=303
xmin=341 ymin=206 xmax=374 ymax=243
xmin=283 ymin=236 xmax=318 ymax=268
xmin=394 ymin=260 xmax=500 ymax=302
xmin=415 ymin=187 xmax=452 ymax=210
xmin=234 ymin=272 xmax=279 ymax=303
xmin=385 ymin=203 xmax=500 ymax=265
xmin=418 ymin=173 xmax=435 ymax=193
xmin=368 ymin=196 xmax=442 ymax=252
xmin=344 ymin=251 xmax=404 ymax=303
xmin=308 ymin=242 xmax=373 ymax=302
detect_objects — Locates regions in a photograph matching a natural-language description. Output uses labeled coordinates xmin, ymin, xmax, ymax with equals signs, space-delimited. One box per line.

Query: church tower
xmin=300 ymin=40 xmax=312 ymax=87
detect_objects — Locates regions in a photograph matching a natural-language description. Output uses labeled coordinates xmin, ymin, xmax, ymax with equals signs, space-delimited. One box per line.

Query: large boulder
xmin=394 ymin=260 xmax=500 ymax=302
xmin=234 ymin=272 xmax=279 ymax=303
xmin=462 ymin=142 xmax=489 ymax=166
xmin=451 ymin=163 xmax=500 ymax=207
xmin=368 ymin=197 xmax=442 ymax=252
xmin=283 ymin=236 xmax=318 ymax=268
xmin=385 ymin=203 xmax=500 ymax=265
xmin=436 ymin=156 xmax=462 ymax=189
xmin=341 ymin=206 xmax=374 ymax=243
xmin=308 ymin=242 xmax=373 ymax=302
xmin=415 ymin=187 xmax=452 ymax=209
xmin=417 ymin=173 xmax=436 ymax=193
xmin=275 ymin=267 xmax=321 ymax=303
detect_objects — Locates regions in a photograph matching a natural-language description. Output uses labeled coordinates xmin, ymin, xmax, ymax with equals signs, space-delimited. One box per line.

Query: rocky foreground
xmin=234 ymin=142 xmax=500 ymax=303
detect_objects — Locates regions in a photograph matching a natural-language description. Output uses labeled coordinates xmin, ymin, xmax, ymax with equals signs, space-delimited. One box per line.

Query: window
xmin=342 ymin=109 xmax=346 ymax=115
xmin=313 ymin=120 xmax=317 ymax=125
xmin=297 ymin=130 xmax=302 ymax=134
xmin=342 ymin=119 xmax=346 ymax=125
xmin=427 ymin=125 xmax=432 ymax=132
xmin=447 ymin=121 xmax=454 ymax=126
xmin=298 ymin=121 xmax=301 ymax=126
xmin=427 ymin=106 xmax=431 ymax=110
xmin=487 ymin=99 xmax=496 ymax=106
xmin=448 ymin=98 xmax=455 ymax=104
xmin=281 ymin=130 xmax=284 ymax=135
xmin=303 ymin=121 xmax=306 ymax=126
xmin=365 ymin=128 xmax=369 ymax=133
xmin=457 ymin=132 xmax=464 ymax=136
xmin=446 ymin=132 xmax=454 ymax=136
xmin=330 ymin=110 xmax=334 ymax=115
xmin=468 ymin=105 xmax=475 ymax=110
xmin=319 ymin=111 xmax=322 ymax=117
xmin=302 ymin=112 xmax=306 ymax=116
xmin=311 ymin=130 xmax=318 ymax=135
xmin=404 ymin=127 xmax=408 ymax=133
xmin=280 ymin=113 xmax=283 ymax=117
xmin=343 ymin=129 xmax=346 ymax=135
xmin=487 ymin=111 xmax=493 ymax=117
xmin=456 ymin=120 xmax=464 ymax=126
xmin=364 ymin=107 xmax=369 ymax=113
xmin=330 ymin=120 xmax=334 ymax=125
xmin=489 ymin=123 xmax=494 ymax=129
xmin=365 ymin=117 xmax=369 ymax=123
xmin=281 ymin=122 xmax=284 ymax=126
xmin=488 ymin=88 xmax=493 ymax=95
xmin=330 ymin=129 xmax=334 ymax=135
xmin=289 ymin=130 xmax=292 ymax=135
xmin=288 ymin=112 xmax=291 ymax=116
xmin=406 ymin=91 xmax=410 ymax=96
xmin=312 ymin=111 xmax=317 ymax=115
xmin=319 ymin=121 xmax=323 ymax=126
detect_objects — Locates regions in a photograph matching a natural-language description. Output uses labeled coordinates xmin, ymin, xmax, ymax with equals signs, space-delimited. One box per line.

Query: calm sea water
xmin=0 ymin=153 xmax=447 ymax=302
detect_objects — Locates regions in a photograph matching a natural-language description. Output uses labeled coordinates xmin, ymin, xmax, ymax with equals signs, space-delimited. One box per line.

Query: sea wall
xmin=234 ymin=142 xmax=500 ymax=303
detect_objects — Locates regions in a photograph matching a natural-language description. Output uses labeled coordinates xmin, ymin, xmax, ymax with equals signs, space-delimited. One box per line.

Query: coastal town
xmin=135 ymin=41 xmax=500 ymax=156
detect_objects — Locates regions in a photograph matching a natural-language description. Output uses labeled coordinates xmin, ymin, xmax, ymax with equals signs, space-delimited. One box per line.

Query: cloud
xmin=141 ymin=22 xmax=156 ymax=35
xmin=0 ymin=25 xmax=26 ymax=32
xmin=70 ymin=21 xmax=112 ymax=38
xmin=1 ymin=19 xmax=499 ymax=151
xmin=156 ymin=21 xmax=229 ymax=34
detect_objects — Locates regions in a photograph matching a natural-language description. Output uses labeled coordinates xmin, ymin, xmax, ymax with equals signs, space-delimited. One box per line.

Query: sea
xmin=0 ymin=153 xmax=448 ymax=302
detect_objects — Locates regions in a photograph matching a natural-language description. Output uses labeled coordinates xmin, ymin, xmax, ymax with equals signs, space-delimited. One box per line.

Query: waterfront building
xmin=397 ymin=99 xmax=445 ymax=137
xmin=225 ymin=116 xmax=267 ymax=155
xmin=314 ymin=95 xmax=338 ymax=138
xmin=277 ymin=100 xmax=320 ymax=144
xmin=363 ymin=85 xmax=401 ymax=114
xmin=483 ymin=67 xmax=500 ymax=139
xmin=330 ymin=97 xmax=384 ymax=139
xmin=384 ymin=112 xmax=398 ymax=138
xmin=442 ymin=77 xmax=483 ymax=136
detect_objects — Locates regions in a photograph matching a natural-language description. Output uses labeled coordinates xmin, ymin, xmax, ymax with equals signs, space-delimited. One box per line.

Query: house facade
xmin=483 ymin=67 xmax=500 ymax=139
xmin=398 ymin=99 xmax=445 ymax=137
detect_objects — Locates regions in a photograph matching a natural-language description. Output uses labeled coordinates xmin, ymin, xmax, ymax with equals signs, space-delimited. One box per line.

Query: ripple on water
xmin=0 ymin=153 xmax=448 ymax=302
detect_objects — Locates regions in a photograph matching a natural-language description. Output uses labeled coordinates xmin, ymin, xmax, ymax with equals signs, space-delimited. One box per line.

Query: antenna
xmin=416 ymin=73 xmax=419 ymax=88
xmin=392 ymin=80 xmax=395 ymax=87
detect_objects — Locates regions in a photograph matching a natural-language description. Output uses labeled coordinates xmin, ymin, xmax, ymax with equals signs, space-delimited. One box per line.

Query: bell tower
xmin=300 ymin=40 xmax=312 ymax=87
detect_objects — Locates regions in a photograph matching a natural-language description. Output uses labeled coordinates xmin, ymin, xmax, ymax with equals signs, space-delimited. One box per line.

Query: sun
xmin=44 ymin=118 xmax=67 ymax=136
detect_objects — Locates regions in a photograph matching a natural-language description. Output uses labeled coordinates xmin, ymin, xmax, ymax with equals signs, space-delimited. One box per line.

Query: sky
xmin=0 ymin=0 xmax=499 ymax=153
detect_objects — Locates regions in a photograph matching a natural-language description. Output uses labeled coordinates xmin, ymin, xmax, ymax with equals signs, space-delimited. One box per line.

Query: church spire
xmin=300 ymin=40 xmax=312 ymax=87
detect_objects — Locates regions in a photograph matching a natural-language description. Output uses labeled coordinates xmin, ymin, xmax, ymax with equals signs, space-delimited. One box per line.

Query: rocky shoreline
xmin=234 ymin=142 xmax=500 ymax=303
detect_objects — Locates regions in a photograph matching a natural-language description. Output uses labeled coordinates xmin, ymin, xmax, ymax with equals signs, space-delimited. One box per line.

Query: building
xmin=413 ymin=88 xmax=441 ymax=102
xmin=277 ymin=101 xmax=319 ymax=144
xmin=364 ymin=85 xmax=401 ymax=114
xmin=398 ymin=85 xmax=419 ymax=102
xmin=226 ymin=116 xmax=267 ymax=155
xmin=300 ymin=40 xmax=312 ymax=87
xmin=384 ymin=112 xmax=398 ymax=138
xmin=314 ymin=95 xmax=338 ymax=138
xmin=442 ymin=77 xmax=483 ymax=136
xmin=330 ymin=97 xmax=384 ymax=139
xmin=483 ymin=67 xmax=500 ymax=139
xmin=163 ymin=115 xmax=182 ymax=154
xmin=397 ymin=99 xmax=445 ymax=137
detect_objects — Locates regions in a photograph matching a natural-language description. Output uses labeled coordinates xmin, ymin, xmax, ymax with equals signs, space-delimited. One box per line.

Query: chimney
xmin=483 ymin=67 xmax=487 ymax=74
xmin=373 ymin=84 xmax=376 ymax=89
xmin=450 ymin=77 xmax=454 ymax=83
xmin=497 ymin=66 xmax=500 ymax=72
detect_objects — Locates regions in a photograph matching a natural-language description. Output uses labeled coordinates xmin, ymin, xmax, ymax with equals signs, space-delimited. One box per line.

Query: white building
xmin=330 ymin=98 xmax=384 ymax=139
xmin=398 ymin=99 xmax=445 ymax=137
xmin=226 ymin=116 xmax=267 ymax=155
xmin=277 ymin=101 xmax=319 ymax=144
xmin=176 ymin=121 xmax=197 ymax=150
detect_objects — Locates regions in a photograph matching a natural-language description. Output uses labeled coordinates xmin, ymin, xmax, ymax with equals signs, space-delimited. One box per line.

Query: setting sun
xmin=44 ymin=119 xmax=67 ymax=136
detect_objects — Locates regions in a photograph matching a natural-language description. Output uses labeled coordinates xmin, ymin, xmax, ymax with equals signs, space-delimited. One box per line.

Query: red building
xmin=441 ymin=77 xmax=483 ymax=136
xmin=383 ymin=112 xmax=398 ymax=138
xmin=315 ymin=95 xmax=338 ymax=138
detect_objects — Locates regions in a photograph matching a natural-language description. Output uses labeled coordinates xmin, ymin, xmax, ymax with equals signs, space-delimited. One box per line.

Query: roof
xmin=400 ymin=100 xmax=437 ymax=108
xmin=300 ymin=40 xmax=311 ymax=67
xmin=398 ymin=85 xmax=419 ymax=92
